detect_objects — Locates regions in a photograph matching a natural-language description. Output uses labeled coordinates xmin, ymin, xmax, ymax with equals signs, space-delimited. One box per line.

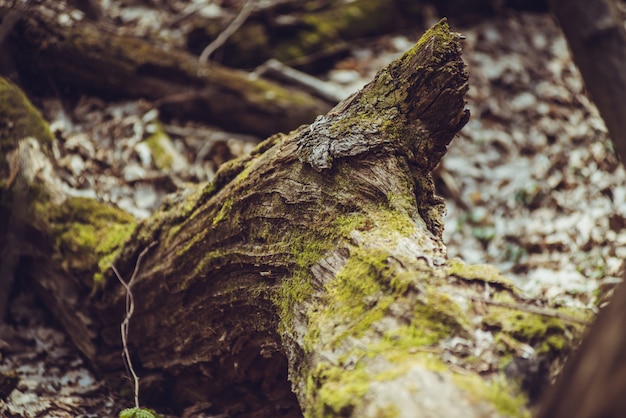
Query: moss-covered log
xmin=1 ymin=20 xmax=588 ymax=417
xmin=1 ymin=3 xmax=330 ymax=137
xmin=186 ymin=0 xmax=426 ymax=70
xmin=184 ymin=0 xmax=549 ymax=71
xmin=187 ymin=0 xmax=548 ymax=71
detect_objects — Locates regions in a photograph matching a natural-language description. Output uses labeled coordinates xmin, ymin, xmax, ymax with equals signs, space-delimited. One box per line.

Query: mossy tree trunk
xmin=1 ymin=20 xmax=587 ymax=418
xmin=185 ymin=0 xmax=427 ymax=70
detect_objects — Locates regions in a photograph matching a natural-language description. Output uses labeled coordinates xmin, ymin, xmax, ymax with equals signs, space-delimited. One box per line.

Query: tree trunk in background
xmin=1 ymin=19 xmax=589 ymax=418
xmin=537 ymin=1 xmax=626 ymax=417
xmin=549 ymin=0 xmax=626 ymax=161
xmin=184 ymin=0 xmax=427 ymax=70
xmin=1 ymin=3 xmax=330 ymax=138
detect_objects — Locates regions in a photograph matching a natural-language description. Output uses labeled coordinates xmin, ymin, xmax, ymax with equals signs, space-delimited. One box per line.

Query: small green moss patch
xmin=454 ymin=373 xmax=530 ymax=418
xmin=308 ymin=362 xmax=370 ymax=417
xmin=144 ymin=125 xmax=176 ymax=170
xmin=446 ymin=257 xmax=517 ymax=291
xmin=483 ymin=308 xmax=573 ymax=354
xmin=212 ymin=197 xmax=233 ymax=226
xmin=47 ymin=197 xmax=136 ymax=284
xmin=0 ymin=77 xmax=54 ymax=157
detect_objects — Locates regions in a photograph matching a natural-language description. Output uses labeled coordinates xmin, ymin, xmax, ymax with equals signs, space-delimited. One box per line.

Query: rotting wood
xmin=0 ymin=19 xmax=590 ymax=418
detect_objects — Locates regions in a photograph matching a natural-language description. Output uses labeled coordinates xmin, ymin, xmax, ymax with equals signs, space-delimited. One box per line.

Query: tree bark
xmin=2 ymin=3 xmax=330 ymax=137
xmin=1 ymin=19 xmax=589 ymax=418
xmin=536 ymin=1 xmax=626 ymax=417
xmin=549 ymin=0 xmax=626 ymax=162
xmin=536 ymin=269 xmax=626 ymax=418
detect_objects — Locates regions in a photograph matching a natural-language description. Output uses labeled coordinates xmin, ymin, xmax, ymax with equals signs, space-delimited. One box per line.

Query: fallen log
xmin=185 ymin=0 xmax=427 ymax=70
xmin=1 ymin=20 xmax=588 ymax=417
xmin=1 ymin=3 xmax=330 ymax=137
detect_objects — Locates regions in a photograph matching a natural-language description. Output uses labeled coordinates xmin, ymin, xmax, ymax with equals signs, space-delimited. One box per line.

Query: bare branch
xmin=253 ymin=58 xmax=343 ymax=103
xmin=199 ymin=0 xmax=255 ymax=64
xmin=111 ymin=241 xmax=158 ymax=409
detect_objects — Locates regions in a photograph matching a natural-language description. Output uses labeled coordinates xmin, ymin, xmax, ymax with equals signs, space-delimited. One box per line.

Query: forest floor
xmin=2 ymin=3 xmax=626 ymax=418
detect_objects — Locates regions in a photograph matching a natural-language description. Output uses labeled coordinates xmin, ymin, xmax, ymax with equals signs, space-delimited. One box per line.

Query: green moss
xmin=144 ymin=125 xmax=174 ymax=170
xmin=212 ymin=197 xmax=233 ymax=226
xmin=416 ymin=289 xmax=470 ymax=334
xmin=364 ymin=291 xmax=470 ymax=359
xmin=119 ymin=407 xmax=163 ymax=418
xmin=454 ymin=374 xmax=530 ymax=418
xmin=446 ymin=258 xmax=586 ymax=360
xmin=307 ymin=344 xmax=528 ymax=417
xmin=234 ymin=160 xmax=256 ymax=186
xmin=287 ymin=200 xmax=560 ymax=416
xmin=176 ymin=155 xmax=249 ymax=226
xmin=274 ymin=199 xmax=422 ymax=339
xmin=411 ymin=18 xmax=455 ymax=63
xmin=371 ymin=405 xmax=400 ymax=418
xmin=333 ymin=195 xmax=416 ymax=240
xmin=446 ymin=258 xmax=518 ymax=292
xmin=323 ymin=19 xmax=456 ymax=135
xmin=0 ymin=77 xmax=54 ymax=157
xmin=307 ymin=351 xmax=427 ymax=416
xmin=318 ymin=353 xmax=525 ymax=417
xmin=383 ymin=325 xmax=444 ymax=354
xmin=274 ymin=0 xmax=394 ymax=63
xmin=293 ymin=209 xmax=478 ymax=415
xmin=386 ymin=191 xmax=417 ymax=215
xmin=307 ymin=362 xmax=370 ymax=417
xmin=201 ymin=180 xmax=217 ymax=197
xmin=47 ymin=197 xmax=136 ymax=284
xmin=483 ymin=308 xmax=573 ymax=355
xmin=278 ymin=216 xmax=541 ymax=418
xmin=211 ymin=156 xmax=248 ymax=190
xmin=274 ymin=182 xmax=438 ymax=333
xmin=274 ymin=229 xmax=331 ymax=332
xmin=305 ymin=249 xmax=396 ymax=349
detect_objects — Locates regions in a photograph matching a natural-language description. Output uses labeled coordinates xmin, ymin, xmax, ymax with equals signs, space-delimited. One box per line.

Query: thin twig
xmin=253 ymin=58 xmax=343 ymax=103
xmin=199 ymin=0 xmax=255 ymax=64
xmin=111 ymin=241 xmax=158 ymax=409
